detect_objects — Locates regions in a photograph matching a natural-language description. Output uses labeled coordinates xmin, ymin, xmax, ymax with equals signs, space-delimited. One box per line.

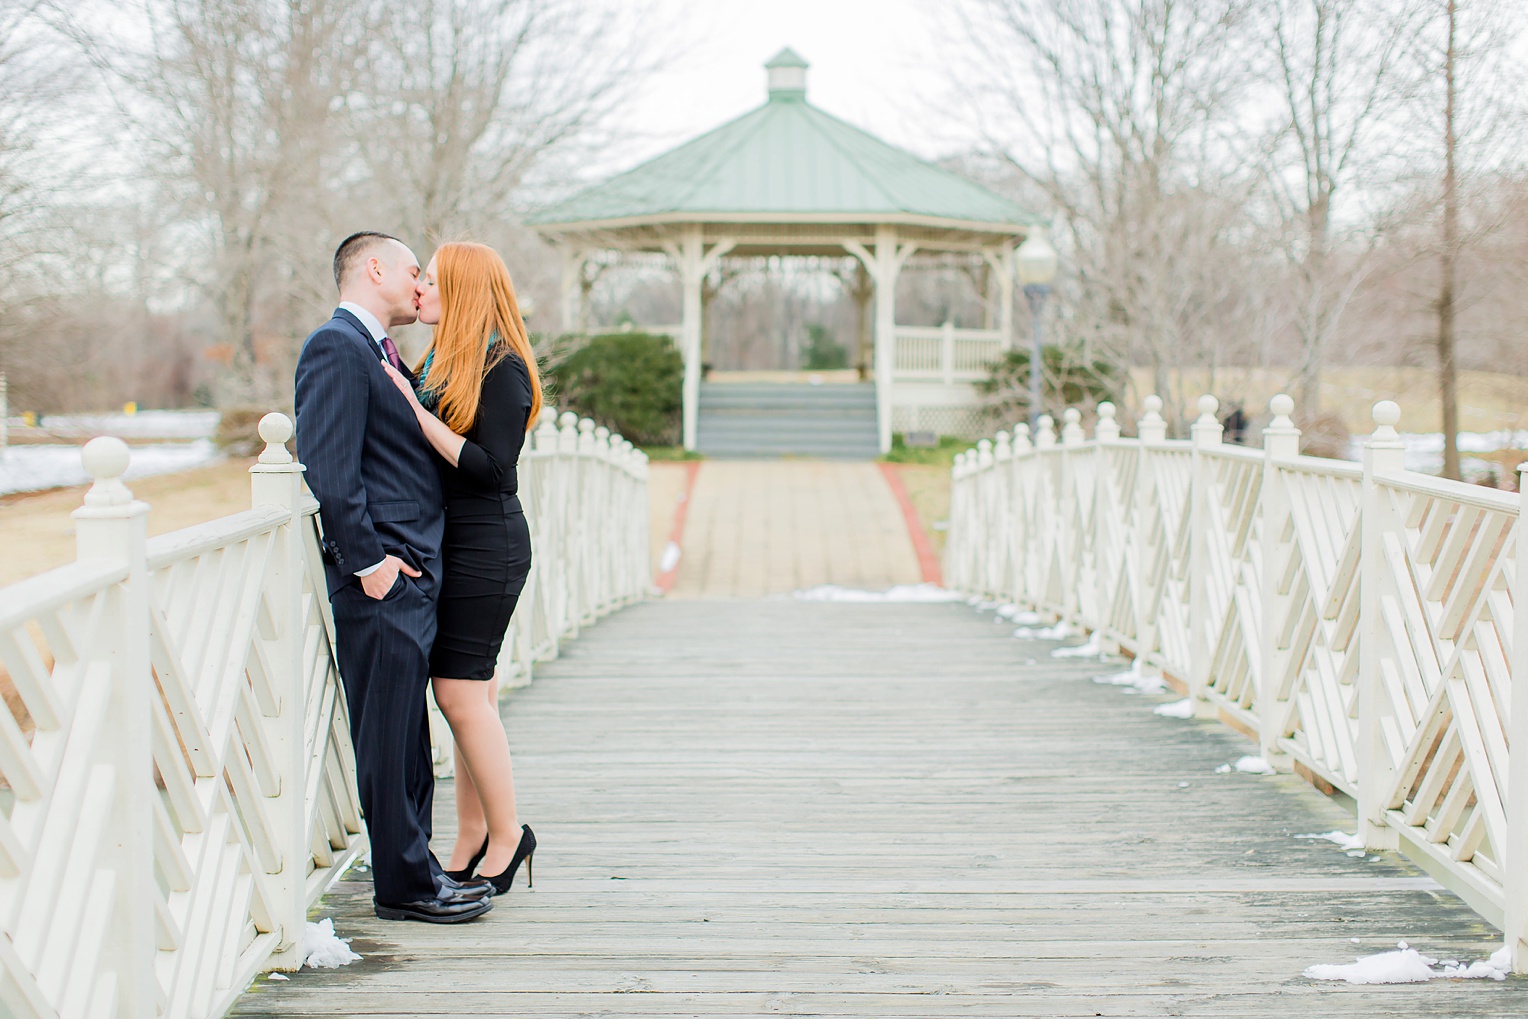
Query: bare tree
xmin=952 ymin=0 xmax=1272 ymax=421
xmin=364 ymin=0 xmax=662 ymax=246
xmin=1405 ymin=0 xmax=1525 ymax=476
xmin=1259 ymin=0 xmax=1422 ymax=412
xmin=60 ymin=0 xmax=371 ymax=403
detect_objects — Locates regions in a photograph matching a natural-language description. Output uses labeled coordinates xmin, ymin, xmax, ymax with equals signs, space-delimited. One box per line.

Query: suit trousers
xmin=330 ymin=574 xmax=441 ymax=904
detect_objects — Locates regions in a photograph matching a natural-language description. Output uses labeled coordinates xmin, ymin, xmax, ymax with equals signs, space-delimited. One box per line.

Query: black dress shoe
xmin=374 ymin=894 xmax=493 ymax=923
xmin=439 ymin=874 xmax=493 ymax=899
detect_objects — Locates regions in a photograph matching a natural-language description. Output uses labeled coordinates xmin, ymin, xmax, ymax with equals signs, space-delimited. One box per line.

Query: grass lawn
xmin=889 ymin=463 xmax=953 ymax=563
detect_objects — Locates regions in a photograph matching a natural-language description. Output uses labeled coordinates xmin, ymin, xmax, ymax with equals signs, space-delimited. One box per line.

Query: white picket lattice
xmin=947 ymin=396 xmax=1528 ymax=972
xmin=0 ymin=409 xmax=649 ymax=1018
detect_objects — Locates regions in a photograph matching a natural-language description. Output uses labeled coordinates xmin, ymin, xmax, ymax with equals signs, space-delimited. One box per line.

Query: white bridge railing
xmin=946 ymin=395 xmax=1528 ymax=972
xmin=0 ymin=410 xmax=649 ymax=1018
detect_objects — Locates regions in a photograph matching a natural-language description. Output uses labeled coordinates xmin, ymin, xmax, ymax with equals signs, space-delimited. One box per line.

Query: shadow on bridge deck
xmin=234 ymin=600 xmax=1518 ymax=1017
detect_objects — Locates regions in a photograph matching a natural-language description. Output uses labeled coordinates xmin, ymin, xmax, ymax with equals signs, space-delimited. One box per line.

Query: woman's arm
xmin=380 ymin=360 xmax=467 ymax=466
xmin=451 ymin=356 xmax=530 ymax=489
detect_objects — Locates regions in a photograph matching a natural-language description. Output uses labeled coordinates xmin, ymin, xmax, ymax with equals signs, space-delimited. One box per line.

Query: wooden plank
xmin=232 ymin=602 xmax=1519 ymax=1018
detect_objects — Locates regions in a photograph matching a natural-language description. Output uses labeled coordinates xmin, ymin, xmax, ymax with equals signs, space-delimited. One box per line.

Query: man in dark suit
xmin=294 ymin=231 xmax=492 ymax=923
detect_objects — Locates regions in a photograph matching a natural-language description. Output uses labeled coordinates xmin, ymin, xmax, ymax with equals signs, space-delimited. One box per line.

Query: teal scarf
xmin=416 ymin=332 xmax=499 ymax=411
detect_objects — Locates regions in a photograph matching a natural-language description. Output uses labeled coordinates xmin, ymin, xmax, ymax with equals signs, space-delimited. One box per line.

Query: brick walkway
xmin=665 ymin=461 xmax=922 ymax=599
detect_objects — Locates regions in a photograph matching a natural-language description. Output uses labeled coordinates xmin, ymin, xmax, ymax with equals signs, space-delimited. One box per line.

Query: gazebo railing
xmin=0 ymin=410 xmax=650 ymax=1018
xmin=945 ymin=394 xmax=1528 ymax=972
xmin=892 ymin=323 xmax=1004 ymax=384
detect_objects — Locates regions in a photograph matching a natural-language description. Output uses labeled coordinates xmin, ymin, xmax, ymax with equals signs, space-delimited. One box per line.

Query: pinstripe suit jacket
xmin=294 ymin=308 xmax=445 ymax=596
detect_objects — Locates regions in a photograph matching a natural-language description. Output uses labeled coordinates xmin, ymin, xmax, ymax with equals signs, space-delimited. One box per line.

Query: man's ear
xmin=368 ymin=256 xmax=384 ymax=283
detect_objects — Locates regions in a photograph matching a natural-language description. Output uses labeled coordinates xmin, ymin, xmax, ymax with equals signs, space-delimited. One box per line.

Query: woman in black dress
xmin=381 ymin=241 xmax=539 ymax=895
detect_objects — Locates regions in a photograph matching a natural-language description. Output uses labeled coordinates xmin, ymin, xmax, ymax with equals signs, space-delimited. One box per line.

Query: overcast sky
xmin=616 ymin=0 xmax=967 ymax=169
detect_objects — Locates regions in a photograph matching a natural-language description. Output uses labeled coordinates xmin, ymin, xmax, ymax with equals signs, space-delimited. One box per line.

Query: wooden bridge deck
xmin=235 ymin=600 xmax=1520 ymax=1017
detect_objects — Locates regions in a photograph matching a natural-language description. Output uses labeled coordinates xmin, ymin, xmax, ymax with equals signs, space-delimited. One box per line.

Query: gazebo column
xmin=983 ymin=244 xmax=1017 ymax=351
xmin=846 ymin=226 xmax=917 ymax=454
xmin=672 ymin=227 xmax=736 ymax=450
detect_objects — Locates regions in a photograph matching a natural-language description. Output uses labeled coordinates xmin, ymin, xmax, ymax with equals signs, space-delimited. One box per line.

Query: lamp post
xmin=1016 ymin=230 xmax=1058 ymax=427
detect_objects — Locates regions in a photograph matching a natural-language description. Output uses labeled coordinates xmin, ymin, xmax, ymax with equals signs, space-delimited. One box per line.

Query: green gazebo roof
xmin=531 ymin=51 xmax=1035 ymax=234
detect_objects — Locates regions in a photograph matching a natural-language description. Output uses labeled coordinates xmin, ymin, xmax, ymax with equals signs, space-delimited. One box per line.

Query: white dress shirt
xmin=337 ymin=301 xmax=392 ymax=578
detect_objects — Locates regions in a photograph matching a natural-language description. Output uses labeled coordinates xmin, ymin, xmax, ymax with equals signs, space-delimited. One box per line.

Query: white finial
xmin=1062 ymin=407 xmax=1085 ymax=446
xmin=559 ymin=411 xmax=579 ymax=429
xmin=1035 ymin=414 xmax=1057 ymax=448
xmin=1138 ymin=395 xmax=1167 ymax=442
xmin=81 ymin=436 xmax=133 ymax=508
xmin=1012 ymin=421 xmax=1033 ymax=454
xmin=1192 ymin=394 xmax=1224 ymax=448
xmin=1371 ymin=400 xmax=1401 ymax=439
xmin=1095 ymin=401 xmax=1120 ymax=442
xmin=1262 ymin=393 xmax=1301 ymax=460
xmin=257 ymin=412 xmax=294 ymax=465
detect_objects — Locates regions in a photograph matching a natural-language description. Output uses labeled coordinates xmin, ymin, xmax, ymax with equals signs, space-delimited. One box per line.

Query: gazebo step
xmin=695 ymin=381 xmax=880 ymax=458
xmin=698 ymin=383 xmax=877 ymax=411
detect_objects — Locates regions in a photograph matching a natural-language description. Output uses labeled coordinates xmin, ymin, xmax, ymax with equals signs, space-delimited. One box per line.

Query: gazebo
xmin=531 ymin=49 xmax=1039 ymax=453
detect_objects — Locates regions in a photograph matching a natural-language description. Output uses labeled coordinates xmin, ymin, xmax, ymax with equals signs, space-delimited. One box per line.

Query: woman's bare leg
xmin=446 ymin=738 xmax=487 ymax=871
xmin=434 ymin=675 xmax=520 ymax=876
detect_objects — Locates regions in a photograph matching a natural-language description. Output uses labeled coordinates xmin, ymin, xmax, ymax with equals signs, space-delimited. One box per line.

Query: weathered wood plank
xmin=232 ymin=601 xmax=1522 ymax=1017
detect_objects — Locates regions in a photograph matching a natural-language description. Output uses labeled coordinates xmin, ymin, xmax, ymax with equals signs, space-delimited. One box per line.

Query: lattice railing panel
xmin=0 ymin=408 xmax=651 ymax=1017
xmin=947 ymin=396 xmax=1528 ymax=968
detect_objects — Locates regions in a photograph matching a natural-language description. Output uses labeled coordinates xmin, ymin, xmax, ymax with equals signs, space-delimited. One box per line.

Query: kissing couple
xmin=294 ymin=232 xmax=541 ymax=923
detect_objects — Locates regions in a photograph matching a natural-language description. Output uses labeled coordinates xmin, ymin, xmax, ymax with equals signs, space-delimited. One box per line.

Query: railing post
xmin=1358 ymin=401 xmax=1405 ymax=850
xmin=248 ymin=413 xmax=312 ymax=970
xmin=1130 ymin=397 xmax=1167 ymax=672
xmin=71 ymin=438 xmax=156 ymax=1016
xmin=1510 ymin=462 xmax=1528 ymax=972
xmin=1258 ymin=395 xmax=1301 ymax=765
xmin=1188 ymin=395 xmax=1223 ymax=718
xmin=941 ymin=320 xmax=955 ymax=386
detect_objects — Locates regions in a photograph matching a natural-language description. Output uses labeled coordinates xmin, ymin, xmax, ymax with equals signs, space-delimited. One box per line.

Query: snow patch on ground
xmin=1296 ymin=830 xmax=1364 ymax=851
xmin=993 ymin=605 xmax=1044 ymax=625
xmin=302 ymin=918 xmax=361 ymax=969
xmin=1052 ymin=632 xmax=1107 ymax=659
xmin=794 ymin=584 xmax=965 ymax=603
xmin=1014 ymin=620 xmax=1073 ymax=641
xmin=1154 ymin=698 xmax=1194 ymax=718
xmin=9 ymin=409 xmax=220 ymax=440
xmin=657 ymin=541 xmax=682 ymax=574
xmin=1092 ymin=661 xmax=1166 ymax=695
xmin=1304 ymin=942 xmax=1510 ymax=984
xmin=1216 ymin=756 xmax=1275 ymax=775
xmin=0 ymin=440 xmax=223 ymax=495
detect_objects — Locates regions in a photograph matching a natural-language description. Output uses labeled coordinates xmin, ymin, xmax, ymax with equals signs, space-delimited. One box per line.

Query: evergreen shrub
xmin=551 ymin=332 xmax=683 ymax=446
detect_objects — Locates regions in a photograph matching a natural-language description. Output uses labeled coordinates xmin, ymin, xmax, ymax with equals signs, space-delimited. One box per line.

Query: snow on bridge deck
xmin=234 ymin=599 xmax=1519 ymax=1017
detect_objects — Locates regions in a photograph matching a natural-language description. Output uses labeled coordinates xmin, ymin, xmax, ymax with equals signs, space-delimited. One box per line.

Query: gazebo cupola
xmin=531 ymin=49 xmax=1040 ymax=453
xmin=765 ymin=47 xmax=809 ymax=100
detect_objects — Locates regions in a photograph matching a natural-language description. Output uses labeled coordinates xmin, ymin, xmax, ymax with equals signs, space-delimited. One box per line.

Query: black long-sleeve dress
xmin=429 ymin=352 xmax=534 ymax=680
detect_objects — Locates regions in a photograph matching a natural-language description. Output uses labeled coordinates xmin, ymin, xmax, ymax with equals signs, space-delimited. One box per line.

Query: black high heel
xmin=482 ymin=825 xmax=536 ymax=896
xmin=444 ymin=835 xmax=489 ymax=881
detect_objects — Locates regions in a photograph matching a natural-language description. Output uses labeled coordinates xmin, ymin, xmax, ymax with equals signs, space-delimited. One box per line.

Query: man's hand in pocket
xmin=360 ymin=555 xmax=422 ymax=600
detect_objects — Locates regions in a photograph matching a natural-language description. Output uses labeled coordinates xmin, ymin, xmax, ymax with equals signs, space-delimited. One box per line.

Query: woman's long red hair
xmin=414 ymin=242 xmax=543 ymax=434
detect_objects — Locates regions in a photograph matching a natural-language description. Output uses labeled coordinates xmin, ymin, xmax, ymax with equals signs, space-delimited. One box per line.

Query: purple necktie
xmin=380 ymin=335 xmax=402 ymax=371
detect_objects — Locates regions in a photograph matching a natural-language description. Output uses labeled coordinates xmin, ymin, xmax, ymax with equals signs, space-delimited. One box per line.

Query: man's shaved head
xmin=334 ymin=231 xmax=404 ymax=291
